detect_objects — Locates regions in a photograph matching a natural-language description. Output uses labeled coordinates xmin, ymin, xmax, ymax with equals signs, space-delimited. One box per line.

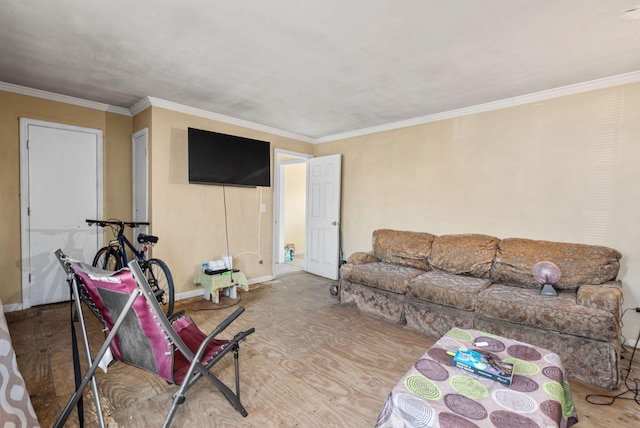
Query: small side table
xmin=193 ymin=271 xmax=249 ymax=303
xmin=377 ymin=327 xmax=578 ymax=428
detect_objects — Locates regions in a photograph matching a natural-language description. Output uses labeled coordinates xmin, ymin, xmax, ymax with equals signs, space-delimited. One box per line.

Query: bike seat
xmin=137 ymin=233 xmax=158 ymax=244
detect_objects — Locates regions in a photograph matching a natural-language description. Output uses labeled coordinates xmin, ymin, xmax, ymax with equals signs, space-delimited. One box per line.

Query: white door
xmin=20 ymin=119 xmax=103 ymax=308
xmin=306 ymin=154 xmax=342 ymax=280
xmin=132 ymin=128 xmax=149 ymax=242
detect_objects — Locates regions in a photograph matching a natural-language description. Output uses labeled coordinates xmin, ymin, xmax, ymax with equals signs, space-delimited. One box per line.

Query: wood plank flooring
xmin=7 ymin=272 xmax=640 ymax=427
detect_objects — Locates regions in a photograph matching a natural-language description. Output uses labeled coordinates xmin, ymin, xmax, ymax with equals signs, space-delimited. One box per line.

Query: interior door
xmin=20 ymin=119 xmax=102 ymax=307
xmin=306 ymin=154 xmax=342 ymax=280
xmin=132 ymin=128 xmax=149 ymax=245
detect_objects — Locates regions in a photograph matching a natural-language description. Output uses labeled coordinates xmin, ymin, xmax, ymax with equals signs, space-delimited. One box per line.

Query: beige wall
xmin=284 ymin=162 xmax=306 ymax=253
xmin=144 ymin=107 xmax=313 ymax=296
xmin=104 ymin=112 xmax=134 ymax=221
xmin=0 ymin=90 xmax=132 ymax=305
xmin=316 ymin=81 xmax=640 ymax=342
xmin=4 ymin=81 xmax=639 ymax=341
xmin=0 ymin=91 xmax=313 ymax=306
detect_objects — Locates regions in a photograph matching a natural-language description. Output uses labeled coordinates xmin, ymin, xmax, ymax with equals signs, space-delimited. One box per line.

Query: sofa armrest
xmin=577 ymin=281 xmax=623 ymax=319
xmin=347 ymin=251 xmax=378 ymax=265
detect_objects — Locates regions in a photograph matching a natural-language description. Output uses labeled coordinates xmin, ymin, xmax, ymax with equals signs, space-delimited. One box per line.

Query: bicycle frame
xmin=87 ymin=219 xmax=175 ymax=317
xmin=88 ymin=220 xmax=151 ymax=266
xmin=111 ymin=226 xmax=148 ymax=266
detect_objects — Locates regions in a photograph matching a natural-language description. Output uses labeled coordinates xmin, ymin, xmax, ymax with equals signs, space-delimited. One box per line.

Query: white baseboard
xmin=2 ymin=303 xmax=24 ymax=313
xmin=176 ymin=289 xmax=204 ymax=301
xmin=624 ymin=338 xmax=640 ymax=350
xmin=176 ymin=274 xmax=275 ymax=302
xmin=248 ymin=275 xmax=274 ymax=285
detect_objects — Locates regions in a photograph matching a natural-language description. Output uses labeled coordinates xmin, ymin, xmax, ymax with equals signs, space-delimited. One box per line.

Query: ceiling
xmin=1 ymin=0 xmax=639 ymax=140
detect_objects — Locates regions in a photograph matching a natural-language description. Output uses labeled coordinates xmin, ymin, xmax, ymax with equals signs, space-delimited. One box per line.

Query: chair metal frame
xmin=54 ymin=250 xmax=255 ymax=427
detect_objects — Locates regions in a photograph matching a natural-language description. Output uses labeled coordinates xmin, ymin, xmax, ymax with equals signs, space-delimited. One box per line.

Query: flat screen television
xmin=188 ymin=127 xmax=271 ymax=187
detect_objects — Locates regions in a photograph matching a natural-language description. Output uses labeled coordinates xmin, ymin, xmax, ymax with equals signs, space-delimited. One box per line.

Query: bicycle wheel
xmin=92 ymin=246 xmax=123 ymax=271
xmin=145 ymin=258 xmax=175 ymax=317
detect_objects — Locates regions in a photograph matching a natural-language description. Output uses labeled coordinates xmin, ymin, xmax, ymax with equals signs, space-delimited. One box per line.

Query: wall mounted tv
xmin=188 ymin=127 xmax=271 ymax=187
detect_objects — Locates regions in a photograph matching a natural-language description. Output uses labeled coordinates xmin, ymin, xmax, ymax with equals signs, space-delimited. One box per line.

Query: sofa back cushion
xmin=372 ymin=229 xmax=435 ymax=271
xmin=490 ymin=238 xmax=622 ymax=290
xmin=428 ymin=234 xmax=499 ymax=278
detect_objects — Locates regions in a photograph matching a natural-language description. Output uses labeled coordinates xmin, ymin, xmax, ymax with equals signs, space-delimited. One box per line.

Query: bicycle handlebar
xmin=86 ymin=219 xmax=150 ymax=228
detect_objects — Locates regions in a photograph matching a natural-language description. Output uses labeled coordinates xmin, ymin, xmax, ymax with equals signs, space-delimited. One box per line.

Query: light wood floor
xmin=7 ymin=272 xmax=640 ymax=427
xmin=274 ymin=254 xmax=305 ymax=276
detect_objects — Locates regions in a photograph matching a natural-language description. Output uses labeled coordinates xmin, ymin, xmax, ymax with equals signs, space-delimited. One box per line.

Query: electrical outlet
xmin=260 ymin=203 xmax=266 ymax=213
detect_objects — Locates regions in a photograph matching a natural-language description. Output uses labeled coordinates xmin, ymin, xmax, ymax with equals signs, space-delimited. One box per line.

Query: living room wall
xmin=0 ymin=90 xmax=132 ymax=306
xmin=140 ymin=106 xmax=314 ymax=297
xmin=316 ymin=81 xmax=640 ymax=344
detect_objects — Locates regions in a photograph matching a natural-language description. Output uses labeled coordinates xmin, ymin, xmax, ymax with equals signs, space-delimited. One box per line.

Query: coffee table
xmin=376 ymin=327 xmax=578 ymax=428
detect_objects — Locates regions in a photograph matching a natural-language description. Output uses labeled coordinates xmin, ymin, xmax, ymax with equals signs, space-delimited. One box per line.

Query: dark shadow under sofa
xmin=339 ymin=229 xmax=623 ymax=390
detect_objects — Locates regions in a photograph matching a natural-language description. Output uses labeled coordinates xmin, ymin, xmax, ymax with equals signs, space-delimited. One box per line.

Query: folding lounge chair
xmin=54 ymin=249 xmax=255 ymax=427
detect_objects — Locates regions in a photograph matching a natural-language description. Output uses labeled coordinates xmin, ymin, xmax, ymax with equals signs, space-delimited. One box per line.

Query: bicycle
xmin=86 ymin=219 xmax=175 ymax=317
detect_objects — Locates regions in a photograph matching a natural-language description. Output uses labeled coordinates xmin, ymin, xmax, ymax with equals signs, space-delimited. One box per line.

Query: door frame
xmin=19 ymin=118 xmax=103 ymax=309
xmin=272 ymin=149 xmax=312 ymax=275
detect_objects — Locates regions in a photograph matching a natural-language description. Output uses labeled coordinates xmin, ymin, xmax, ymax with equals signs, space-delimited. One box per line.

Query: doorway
xmin=20 ymin=118 xmax=103 ymax=308
xmin=273 ymin=150 xmax=311 ymax=277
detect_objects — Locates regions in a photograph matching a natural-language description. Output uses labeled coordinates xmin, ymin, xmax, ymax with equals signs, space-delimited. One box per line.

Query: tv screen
xmin=188 ymin=127 xmax=271 ymax=187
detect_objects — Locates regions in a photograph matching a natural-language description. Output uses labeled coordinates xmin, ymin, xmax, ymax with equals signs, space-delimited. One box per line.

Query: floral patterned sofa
xmin=339 ymin=229 xmax=623 ymax=390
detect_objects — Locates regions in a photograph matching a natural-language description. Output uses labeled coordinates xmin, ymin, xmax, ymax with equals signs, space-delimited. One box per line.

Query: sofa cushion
xmin=340 ymin=262 xmax=424 ymax=294
xmin=428 ymin=234 xmax=499 ymax=278
xmin=346 ymin=251 xmax=377 ymax=265
xmin=576 ymin=281 xmax=623 ymax=320
xmin=372 ymin=229 xmax=435 ymax=271
xmin=475 ymin=284 xmax=618 ymax=341
xmin=407 ymin=270 xmax=492 ymax=310
xmin=490 ymin=238 xmax=621 ymax=290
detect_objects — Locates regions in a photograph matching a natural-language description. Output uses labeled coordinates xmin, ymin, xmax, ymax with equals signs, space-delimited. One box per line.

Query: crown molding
xmin=5 ymin=69 xmax=640 ymax=143
xmin=315 ymin=70 xmax=640 ymax=144
xmin=129 ymin=96 xmax=153 ymax=115
xmin=143 ymin=97 xmax=315 ymax=143
xmin=0 ymin=81 xmax=132 ymax=116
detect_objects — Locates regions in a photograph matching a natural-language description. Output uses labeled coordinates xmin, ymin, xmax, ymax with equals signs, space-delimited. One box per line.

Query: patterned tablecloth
xmin=376 ymin=328 xmax=578 ymax=428
xmin=194 ymin=271 xmax=249 ymax=294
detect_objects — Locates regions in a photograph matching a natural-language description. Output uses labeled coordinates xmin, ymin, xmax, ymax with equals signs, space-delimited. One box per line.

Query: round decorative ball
xmin=532 ymin=261 xmax=561 ymax=284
